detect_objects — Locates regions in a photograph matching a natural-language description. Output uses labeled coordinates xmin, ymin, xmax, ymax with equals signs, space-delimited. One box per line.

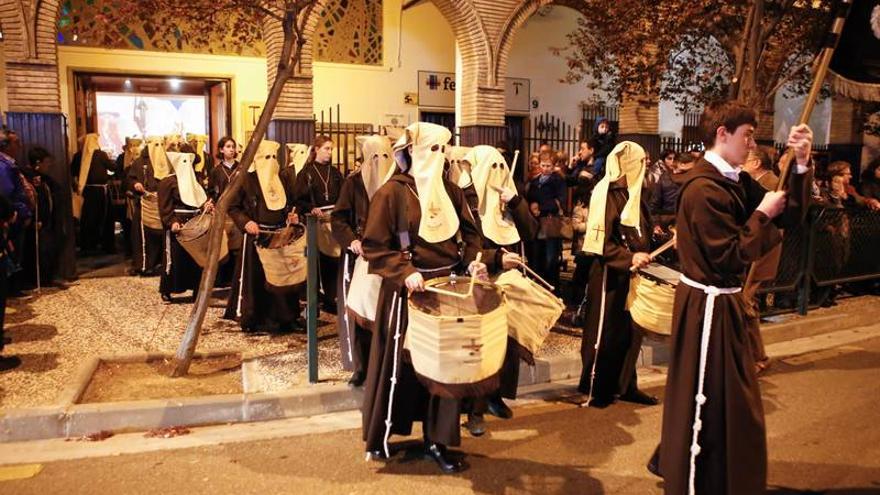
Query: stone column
xmin=618 ymin=95 xmax=660 ymax=160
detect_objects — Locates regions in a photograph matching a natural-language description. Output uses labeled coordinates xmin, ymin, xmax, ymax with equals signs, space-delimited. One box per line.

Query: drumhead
xmin=638 ymin=262 xmax=681 ymax=287
xmin=408 ymin=277 xmax=503 ymax=317
xmin=176 ymin=212 xmax=211 ymax=242
xmin=257 ymin=224 xmax=305 ymax=249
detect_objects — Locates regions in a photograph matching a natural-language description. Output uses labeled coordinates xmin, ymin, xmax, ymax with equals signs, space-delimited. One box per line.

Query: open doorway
xmin=72 ymin=72 xmax=231 ymax=158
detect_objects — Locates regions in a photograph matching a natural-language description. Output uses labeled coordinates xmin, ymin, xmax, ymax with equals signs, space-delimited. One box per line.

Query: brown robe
xmin=225 ymin=171 xmax=301 ymax=332
xmin=157 ymin=176 xmax=202 ymax=295
xmin=361 ymin=173 xmax=482 ymax=453
xmin=127 ymin=153 xmax=164 ymax=273
xmin=331 ymin=171 xmax=372 ymax=373
xmin=658 ymin=159 xmax=810 ymax=495
xmin=578 ymin=181 xmax=651 ymax=399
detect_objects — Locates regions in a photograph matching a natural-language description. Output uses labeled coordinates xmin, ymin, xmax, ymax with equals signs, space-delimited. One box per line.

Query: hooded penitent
xmin=465 ymin=145 xmax=520 ymax=246
xmin=76 ymin=133 xmax=100 ymax=194
xmin=146 ymin=136 xmax=172 ymax=180
xmin=285 ymin=143 xmax=311 ymax=177
xmin=250 ymin=140 xmax=286 ymax=211
xmin=583 ymin=141 xmax=645 ymax=255
xmin=123 ymin=137 xmax=144 ymax=170
xmin=167 ymin=152 xmax=207 ymax=208
xmin=186 ymin=134 xmax=209 ymax=173
xmin=392 ymin=122 xmax=458 ymax=243
xmin=356 ymin=135 xmax=395 ymax=200
xmin=164 ymin=134 xmax=183 ymax=151
xmin=445 ymin=145 xmax=473 ymax=189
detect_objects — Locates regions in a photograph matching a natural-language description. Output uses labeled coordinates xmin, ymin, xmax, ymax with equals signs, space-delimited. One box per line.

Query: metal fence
xmin=759 ymin=205 xmax=880 ymax=315
xmin=314 ymin=105 xmax=374 ymax=176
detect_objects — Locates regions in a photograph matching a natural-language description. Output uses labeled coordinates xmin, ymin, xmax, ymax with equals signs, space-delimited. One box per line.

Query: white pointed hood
xmin=250 ymin=140 xmax=286 ymax=211
xmin=356 ymin=135 xmax=395 ymax=200
xmin=445 ymin=145 xmax=473 ymax=189
xmin=76 ymin=133 xmax=100 ymax=194
xmin=167 ymin=152 xmax=207 ymax=208
xmin=146 ymin=136 xmax=172 ymax=180
xmin=584 ymin=141 xmax=645 ymax=255
xmin=286 ymin=143 xmax=311 ymax=176
xmin=393 ymin=122 xmax=457 ymax=243
xmin=465 ymin=145 xmax=520 ymax=246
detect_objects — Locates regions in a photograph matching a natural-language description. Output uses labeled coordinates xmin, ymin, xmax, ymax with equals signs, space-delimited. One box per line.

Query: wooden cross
xmin=591 ymin=223 xmax=605 ymax=241
xmin=462 ymin=338 xmax=483 ymax=356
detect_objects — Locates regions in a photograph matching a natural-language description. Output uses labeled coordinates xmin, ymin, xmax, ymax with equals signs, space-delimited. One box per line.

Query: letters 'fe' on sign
xmin=417 ymin=71 xmax=530 ymax=113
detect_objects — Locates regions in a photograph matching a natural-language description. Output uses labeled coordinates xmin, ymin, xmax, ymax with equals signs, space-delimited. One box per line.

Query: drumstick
xmin=510 ymin=150 xmax=519 ymax=179
xmin=629 ymin=235 xmax=676 ymax=273
xmin=500 ymin=248 xmax=555 ymax=291
xmin=424 ymin=253 xmax=483 ymax=299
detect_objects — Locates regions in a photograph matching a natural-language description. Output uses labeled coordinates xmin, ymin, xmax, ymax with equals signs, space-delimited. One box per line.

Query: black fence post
xmin=798 ymin=211 xmax=819 ymax=316
xmin=306 ymin=214 xmax=320 ymax=383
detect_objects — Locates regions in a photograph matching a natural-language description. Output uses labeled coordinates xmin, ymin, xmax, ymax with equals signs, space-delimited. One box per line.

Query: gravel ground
xmin=0 ymin=258 xmax=584 ymax=408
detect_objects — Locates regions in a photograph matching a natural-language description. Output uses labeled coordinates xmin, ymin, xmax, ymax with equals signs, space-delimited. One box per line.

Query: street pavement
xmin=1 ymin=335 xmax=879 ymax=494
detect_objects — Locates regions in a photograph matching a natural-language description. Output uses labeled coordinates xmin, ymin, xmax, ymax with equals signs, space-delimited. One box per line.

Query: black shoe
xmin=619 ymin=389 xmax=660 ymax=406
xmin=486 ymin=398 xmax=513 ymax=419
xmin=366 ymin=449 xmax=389 ymax=461
xmin=465 ymin=413 xmax=486 ymax=437
xmin=0 ymin=356 xmax=22 ymax=372
xmin=160 ymin=292 xmax=172 ymax=303
xmin=587 ymin=395 xmax=615 ymax=409
xmin=348 ymin=371 xmax=366 ymax=387
xmin=424 ymin=443 xmax=466 ymax=474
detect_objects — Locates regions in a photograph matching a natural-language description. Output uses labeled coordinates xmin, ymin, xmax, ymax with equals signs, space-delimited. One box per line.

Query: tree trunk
xmin=171 ymin=10 xmax=300 ymax=377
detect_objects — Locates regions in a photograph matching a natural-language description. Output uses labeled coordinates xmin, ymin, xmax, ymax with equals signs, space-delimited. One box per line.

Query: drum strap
xmin=383 ymin=292 xmax=404 ymax=458
xmin=236 ymin=233 xmax=249 ymax=318
xmin=678 ymin=274 xmax=741 ymax=495
xmin=341 ymin=251 xmax=354 ymax=365
xmin=165 ymin=230 xmax=172 ymax=275
xmin=586 ymin=265 xmax=608 ymax=407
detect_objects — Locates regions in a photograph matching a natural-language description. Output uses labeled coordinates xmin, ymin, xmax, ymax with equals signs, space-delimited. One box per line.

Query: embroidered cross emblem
xmin=427 ymin=202 xmax=441 ymax=218
xmin=591 ymin=223 xmax=605 ymax=241
xmin=462 ymin=338 xmax=483 ymax=356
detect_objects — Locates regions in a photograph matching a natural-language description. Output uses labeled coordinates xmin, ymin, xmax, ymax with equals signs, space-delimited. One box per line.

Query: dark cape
xmin=157 ymin=176 xmax=202 ymax=295
xmin=361 ymin=173 xmax=482 ymax=453
xmin=127 ymin=153 xmax=164 ymax=274
xmin=657 ymin=159 xmax=810 ymax=495
xmin=71 ymin=149 xmax=117 ymax=252
xmin=578 ymin=181 xmax=652 ymax=400
xmin=331 ymin=171 xmax=372 ymax=373
xmin=226 ymin=171 xmax=301 ymax=332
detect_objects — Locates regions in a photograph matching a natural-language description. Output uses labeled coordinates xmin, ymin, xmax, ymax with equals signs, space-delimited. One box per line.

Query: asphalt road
xmin=2 ymin=337 xmax=880 ymax=495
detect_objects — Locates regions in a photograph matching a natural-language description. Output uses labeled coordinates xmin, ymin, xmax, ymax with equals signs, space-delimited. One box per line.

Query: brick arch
xmin=34 ymin=0 xmax=61 ymax=60
xmin=0 ymin=0 xmax=32 ymax=60
xmin=493 ymin=0 xmax=585 ymax=87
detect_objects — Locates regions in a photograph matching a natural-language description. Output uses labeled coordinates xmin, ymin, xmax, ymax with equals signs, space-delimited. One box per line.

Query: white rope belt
xmin=678 ymin=274 xmax=741 ymax=495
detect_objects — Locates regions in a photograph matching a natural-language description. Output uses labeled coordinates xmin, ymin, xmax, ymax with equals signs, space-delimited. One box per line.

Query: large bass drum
xmin=404 ymin=277 xmax=508 ymax=399
xmin=626 ymin=262 xmax=680 ymax=337
xmin=494 ymin=269 xmax=564 ymax=358
xmin=176 ymin=212 xmax=229 ymax=268
xmin=255 ymin=224 xmax=307 ymax=291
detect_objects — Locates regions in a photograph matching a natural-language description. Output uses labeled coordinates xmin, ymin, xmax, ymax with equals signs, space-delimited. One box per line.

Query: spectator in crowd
xmin=0 ymin=127 xmax=33 ymax=293
xmin=527 ymin=152 xmax=567 ymax=292
xmin=686 ymin=142 xmax=704 ymax=160
xmin=538 ymin=142 xmax=552 ymax=156
xmin=743 ymin=147 xmax=778 ymax=190
xmin=649 ymin=152 xmax=695 ymax=235
xmin=527 ymin=153 xmax=542 ymax=182
xmin=589 ymin=117 xmax=616 ymax=176
xmin=647 ymin=148 xmax=675 ymax=186
xmin=0 ymin=194 xmax=20 ymax=371
xmin=553 ymin=150 xmax=570 ymax=176
xmin=858 ymin=158 xmax=880 ymax=201
xmin=19 ymin=147 xmax=60 ymax=288
xmin=822 ymin=161 xmax=880 ymax=210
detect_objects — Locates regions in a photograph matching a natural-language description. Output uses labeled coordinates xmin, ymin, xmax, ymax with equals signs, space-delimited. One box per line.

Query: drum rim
xmin=408 ymin=276 xmax=508 ymax=317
